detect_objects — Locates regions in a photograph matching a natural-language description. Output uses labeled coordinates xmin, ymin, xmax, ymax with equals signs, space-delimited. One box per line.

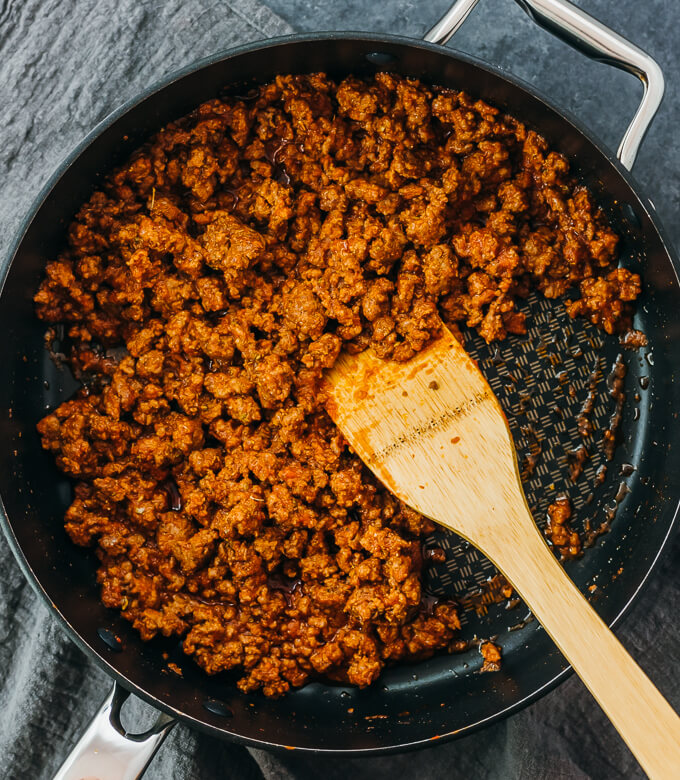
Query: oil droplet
xmin=645 ymin=352 xmax=655 ymax=366
xmin=639 ymin=376 xmax=649 ymax=390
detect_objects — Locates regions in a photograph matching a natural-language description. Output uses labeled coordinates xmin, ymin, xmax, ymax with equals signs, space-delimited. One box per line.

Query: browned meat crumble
xmin=479 ymin=641 xmax=502 ymax=673
xmin=34 ymin=72 xmax=639 ymax=697
xmin=545 ymin=496 xmax=581 ymax=560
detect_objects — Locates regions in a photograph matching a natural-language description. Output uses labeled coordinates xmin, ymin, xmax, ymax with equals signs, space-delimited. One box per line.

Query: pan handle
xmin=424 ymin=0 xmax=664 ymax=170
xmin=52 ymin=682 xmax=175 ymax=780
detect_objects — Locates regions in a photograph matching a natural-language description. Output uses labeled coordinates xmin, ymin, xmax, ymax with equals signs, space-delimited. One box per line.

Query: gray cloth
xmin=0 ymin=1 xmax=678 ymax=778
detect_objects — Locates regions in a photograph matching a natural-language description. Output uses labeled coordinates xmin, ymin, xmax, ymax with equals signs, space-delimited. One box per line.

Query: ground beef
xmin=479 ymin=641 xmax=502 ymax=673
xmin=545 ymin=496 xmax=581 ymax=560
xmin=34 ymin=72 xmax=637 ymax=697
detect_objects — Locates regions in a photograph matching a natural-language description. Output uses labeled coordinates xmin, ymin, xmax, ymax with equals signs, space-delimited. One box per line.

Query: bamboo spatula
xmin=325 ymin=325 xmax=680 ymax=779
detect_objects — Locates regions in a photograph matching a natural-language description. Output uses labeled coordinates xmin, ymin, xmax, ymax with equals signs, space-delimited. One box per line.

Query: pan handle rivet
xmin=202 ymin=699 xmax=234 ymax=717
xmin=96 ymin=627 xmax=123 ymax=651
xmin=365 ymin=52 xmax=397 ymax=66
xmin=621 ymin=203 xmax=642 ymax=230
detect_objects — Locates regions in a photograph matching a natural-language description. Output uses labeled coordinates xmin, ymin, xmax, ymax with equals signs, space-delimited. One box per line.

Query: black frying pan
xmin=1 ymin=0 xmax=679 ymax=776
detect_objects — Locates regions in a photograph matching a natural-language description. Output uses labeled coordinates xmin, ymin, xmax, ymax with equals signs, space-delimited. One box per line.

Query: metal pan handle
xmin=424 ymin=0 xmax=665 ymax=170
xmin=52 ymin=682 xmax=175 ymax=780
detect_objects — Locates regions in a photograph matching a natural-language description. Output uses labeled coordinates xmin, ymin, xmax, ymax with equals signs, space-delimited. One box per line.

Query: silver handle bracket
xmin=425 ymin=0 xmax=664 ymax=170
xmin=52 ymin=683 xmax=175 ymax=780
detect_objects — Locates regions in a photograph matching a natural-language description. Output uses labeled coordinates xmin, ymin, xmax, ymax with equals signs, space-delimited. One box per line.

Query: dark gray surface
xmin=0 ymin=1 xmax=678 ymax=778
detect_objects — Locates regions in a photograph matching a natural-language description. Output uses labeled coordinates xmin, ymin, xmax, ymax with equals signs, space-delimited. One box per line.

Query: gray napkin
xmin=1 ymin=1 xmax=678 ymax=778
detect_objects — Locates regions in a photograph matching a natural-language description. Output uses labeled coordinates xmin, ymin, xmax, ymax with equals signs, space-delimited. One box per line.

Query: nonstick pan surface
xmin=1 ymin=33 xmax=679 ymax=755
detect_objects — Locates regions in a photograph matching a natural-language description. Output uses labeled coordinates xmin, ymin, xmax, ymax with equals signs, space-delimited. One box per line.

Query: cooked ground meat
xmin=479 ymin=640 xmax=502 ymax=673
xmin=619 ymin=328 xmax=648 ymax=350
xmin=545 ymin=496 xmax=581 ymax=560
xmin=34 ymin=72 xmax=638 ymax=697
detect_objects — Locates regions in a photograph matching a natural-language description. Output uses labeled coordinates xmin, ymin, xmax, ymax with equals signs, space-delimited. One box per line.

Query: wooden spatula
xmin=325 ymin=325 xmax=680 ymax=779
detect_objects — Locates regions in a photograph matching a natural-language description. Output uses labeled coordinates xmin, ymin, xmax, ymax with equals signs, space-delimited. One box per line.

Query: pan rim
xmin=1 ymin=30 xmax=679 ymax=755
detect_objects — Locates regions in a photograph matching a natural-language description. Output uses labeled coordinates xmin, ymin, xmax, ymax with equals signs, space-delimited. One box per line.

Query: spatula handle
xmin=487 ymin=504 xmax=680 ymax=779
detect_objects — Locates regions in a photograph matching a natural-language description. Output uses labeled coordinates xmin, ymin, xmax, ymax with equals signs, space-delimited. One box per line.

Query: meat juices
xmin=34 ymin=73 xmax=639 ymax=697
